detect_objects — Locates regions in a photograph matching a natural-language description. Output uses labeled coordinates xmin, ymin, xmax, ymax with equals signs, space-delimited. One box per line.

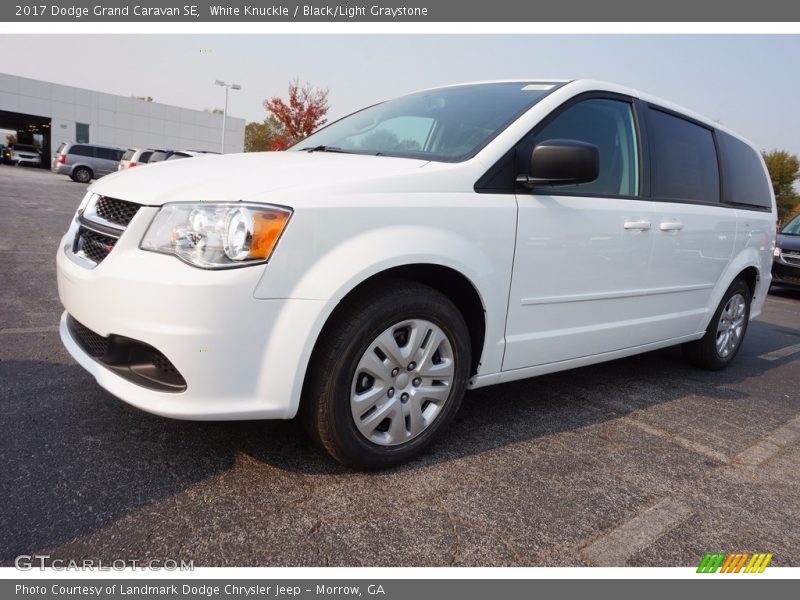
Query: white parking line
xmin=758 ymin=342 xmax=800 ymax=361
xmin=581 ymin=499 xmax=693 ymax=566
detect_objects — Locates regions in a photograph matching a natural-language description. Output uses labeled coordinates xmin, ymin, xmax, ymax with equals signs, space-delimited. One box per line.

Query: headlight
xmin=773 ymin=246 xmax=781 ymax=257
xmin=140 ymin=202 xmax=292 ymax=269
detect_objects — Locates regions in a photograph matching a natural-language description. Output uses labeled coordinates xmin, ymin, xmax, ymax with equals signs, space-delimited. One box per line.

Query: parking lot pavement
xmin=1 ymin=166 xmax=799 ymax=567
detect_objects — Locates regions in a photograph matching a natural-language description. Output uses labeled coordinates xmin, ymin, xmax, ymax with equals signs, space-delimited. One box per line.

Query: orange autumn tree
xmin=264 ymin=79 xmax=329 ymax=150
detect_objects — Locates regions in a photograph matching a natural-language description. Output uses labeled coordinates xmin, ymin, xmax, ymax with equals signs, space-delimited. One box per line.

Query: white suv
xmin=56 ymin=80 xmax=776 ymax=468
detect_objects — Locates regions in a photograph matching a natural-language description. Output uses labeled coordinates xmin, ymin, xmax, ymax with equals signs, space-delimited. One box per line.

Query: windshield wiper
xmin=300 ymin=145 xmax=351 ymax=154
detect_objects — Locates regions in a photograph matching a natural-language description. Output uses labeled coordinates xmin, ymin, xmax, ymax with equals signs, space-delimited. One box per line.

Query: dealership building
xmin=0 ymin=72 xmax=245 ymax=168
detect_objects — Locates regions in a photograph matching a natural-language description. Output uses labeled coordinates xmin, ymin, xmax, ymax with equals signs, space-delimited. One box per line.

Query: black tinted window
xmin=647 ymin=108 xmax=720 ymax=203
xmin=96 ymin=147 xmax=121 ymax=160
xmin=139 ymin=151 xmax=153 ymax=163
xmin=69 ymin=145 xmax=93 ymax=157
xmin=718 ymin=132 xmax=772 ymax=209
xmin=524 ymin=98 xmax=639 ymax=196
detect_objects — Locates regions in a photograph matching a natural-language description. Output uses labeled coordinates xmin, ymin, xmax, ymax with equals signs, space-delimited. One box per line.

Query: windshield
xmin=782 ymin=214 xmax=800 ymax=235
xmin=14 ymin=144 xmax=37 ymax=152
xmin=291 ymin=82 xmax=560 ymax=162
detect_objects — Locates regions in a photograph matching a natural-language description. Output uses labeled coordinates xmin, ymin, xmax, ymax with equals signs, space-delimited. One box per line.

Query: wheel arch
xmin=701 ymin=249 xmax=764 ymax=332
xmin=737 ymin=265 xmax=759 ymax=298
xmin=309 ymin=263 xmax=487 ymax=378
xmin=71 ymin=163 xmax=94 ymax=179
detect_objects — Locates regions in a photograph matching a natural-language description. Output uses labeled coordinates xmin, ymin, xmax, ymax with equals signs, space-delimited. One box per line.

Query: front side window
xmin=291 ymin=82 xmax=559 ymax=162
xmin=524 ymin=98 xmax=640 ymax=196
xmin=647 ymin=108 xmax=719 ymax=203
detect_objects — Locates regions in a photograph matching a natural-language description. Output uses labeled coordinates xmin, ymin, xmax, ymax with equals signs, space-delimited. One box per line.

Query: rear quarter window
xmin=718 ymin=132 xmax=773 ymax=209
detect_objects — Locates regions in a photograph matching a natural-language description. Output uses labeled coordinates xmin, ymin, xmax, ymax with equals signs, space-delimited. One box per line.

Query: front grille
xmin=782 ymin=250 xmax=800 ymax=266
xmin=74 ymin=226 xmax=116 ymax=264
xmin=69 ymin=317 xmax=110 ymax=358
xmin=66 ymin=315 xmax=186 ymax=392
xmin=95 ymin=196 xmax=140 ymax=227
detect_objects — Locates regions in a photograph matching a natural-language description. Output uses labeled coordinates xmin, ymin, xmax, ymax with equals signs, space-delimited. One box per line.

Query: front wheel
xmin=301 ymin=280 xmax=471 ymax=469
xmin=683 ymin=277 xmax=751 ymax=370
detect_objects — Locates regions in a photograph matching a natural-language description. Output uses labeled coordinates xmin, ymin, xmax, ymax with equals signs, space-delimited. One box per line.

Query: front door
xmin=503 ymin=96 xmax=656 ymax=371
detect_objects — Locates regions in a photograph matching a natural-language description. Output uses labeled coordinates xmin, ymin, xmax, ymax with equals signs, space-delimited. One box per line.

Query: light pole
xmin=214 ymin=79 xmax=241 ymax=154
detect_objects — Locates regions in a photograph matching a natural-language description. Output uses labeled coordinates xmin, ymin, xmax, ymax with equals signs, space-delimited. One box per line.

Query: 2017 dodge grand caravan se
xmin=56 ymin=80 xmax=776 ymax=468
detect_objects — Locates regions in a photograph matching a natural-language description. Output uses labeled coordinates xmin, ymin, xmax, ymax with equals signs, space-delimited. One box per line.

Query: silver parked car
xmin=52 ymin=142 xmax=125 ymax=182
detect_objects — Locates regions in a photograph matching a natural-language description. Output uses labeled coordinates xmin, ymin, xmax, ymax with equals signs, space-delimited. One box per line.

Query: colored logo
xmin=697 ymin=552 xmax=773 ymax=573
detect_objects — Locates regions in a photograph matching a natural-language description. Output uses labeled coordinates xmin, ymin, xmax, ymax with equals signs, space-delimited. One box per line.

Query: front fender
xmin=254 ymin=212 xmax=517 ymax=417
xmin=257 ymin=223 xmax=513 ymax=371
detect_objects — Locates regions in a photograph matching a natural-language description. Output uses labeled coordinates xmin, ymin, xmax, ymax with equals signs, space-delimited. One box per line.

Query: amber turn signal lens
xmin=250 ymin=210 xmax=291 ymax=259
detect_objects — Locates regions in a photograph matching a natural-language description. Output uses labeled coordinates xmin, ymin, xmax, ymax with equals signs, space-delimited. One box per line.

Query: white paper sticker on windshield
xmin=522 ymin=84 xmax=556 ymax=91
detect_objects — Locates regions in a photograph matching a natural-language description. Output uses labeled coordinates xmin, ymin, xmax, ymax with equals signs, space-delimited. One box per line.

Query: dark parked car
xmin=772 ymin=214 xmax=800 ymax=288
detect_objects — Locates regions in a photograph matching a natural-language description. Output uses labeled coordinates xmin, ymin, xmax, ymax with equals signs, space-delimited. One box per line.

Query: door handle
xmin=659 ymin=220 xmax=684 ymax=231
xmin=623 ymin=220 xmax=651 ymax=231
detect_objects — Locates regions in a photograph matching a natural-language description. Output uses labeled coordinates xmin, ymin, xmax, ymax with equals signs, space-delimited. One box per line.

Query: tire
xmin=301 ymin=279 xmax=471 ymax=470
xmin=682 ymin=277 xmax=751 ymax=371
xmin=72 ymin=167 xmax=92 ymax=183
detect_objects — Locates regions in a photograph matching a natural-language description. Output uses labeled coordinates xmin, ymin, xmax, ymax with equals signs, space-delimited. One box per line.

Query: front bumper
xmin=772 ymin=258 xmax=800 ymax=288
xmin=57 ymin=209 xmax=332 ymax=420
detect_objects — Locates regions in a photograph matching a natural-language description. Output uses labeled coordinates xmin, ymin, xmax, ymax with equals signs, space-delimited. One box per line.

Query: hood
xmin=89 ymin=151 xmax=430 ymax=206
xmin=777 ymin=232 xmax=800 ymax=251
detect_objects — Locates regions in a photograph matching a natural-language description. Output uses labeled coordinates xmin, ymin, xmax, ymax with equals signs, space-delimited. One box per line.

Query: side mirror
xmin=517 ymin=139 xmax=600 ymax=188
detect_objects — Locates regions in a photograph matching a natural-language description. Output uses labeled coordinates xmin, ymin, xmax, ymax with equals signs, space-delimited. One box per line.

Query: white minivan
xmin=56 ymin=80 xmax=776 ymax=468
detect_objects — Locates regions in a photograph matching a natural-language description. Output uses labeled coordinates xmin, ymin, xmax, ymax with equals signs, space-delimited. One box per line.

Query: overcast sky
xmin=3 ymin=34 xmax=799 ymax=156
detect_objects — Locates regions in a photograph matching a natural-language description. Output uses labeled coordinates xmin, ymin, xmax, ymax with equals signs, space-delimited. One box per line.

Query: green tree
xmin=762 ymin=149 xmax=800 ymax=223
xmin=244 ymin=116 xmax=285 ymax=152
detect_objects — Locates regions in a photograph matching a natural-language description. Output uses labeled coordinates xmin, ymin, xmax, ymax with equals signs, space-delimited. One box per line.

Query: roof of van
xmin=65 ymin=142 xmax=125 ymax=150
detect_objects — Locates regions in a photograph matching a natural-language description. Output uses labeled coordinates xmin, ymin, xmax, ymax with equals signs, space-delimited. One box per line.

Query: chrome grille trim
xmin=70 ymin=195 xmax=142 ymax=267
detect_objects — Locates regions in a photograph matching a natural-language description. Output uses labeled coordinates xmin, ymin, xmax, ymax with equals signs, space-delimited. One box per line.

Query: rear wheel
xmin=301 ymin=280 xmax=471 ymax=469
xmin=72 ymin=166 xmax=92 ymax=183
xmin=683 ymin=277 xmax=751 ymax=370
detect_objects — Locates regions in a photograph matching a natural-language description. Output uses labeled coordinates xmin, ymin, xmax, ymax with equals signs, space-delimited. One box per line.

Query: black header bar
xmin=3 ymin=0 xmax=800 ymax=22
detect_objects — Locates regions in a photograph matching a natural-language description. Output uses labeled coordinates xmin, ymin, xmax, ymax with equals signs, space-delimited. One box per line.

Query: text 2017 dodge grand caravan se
xmin=57 ymin=80 xmax=776 ymax=468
